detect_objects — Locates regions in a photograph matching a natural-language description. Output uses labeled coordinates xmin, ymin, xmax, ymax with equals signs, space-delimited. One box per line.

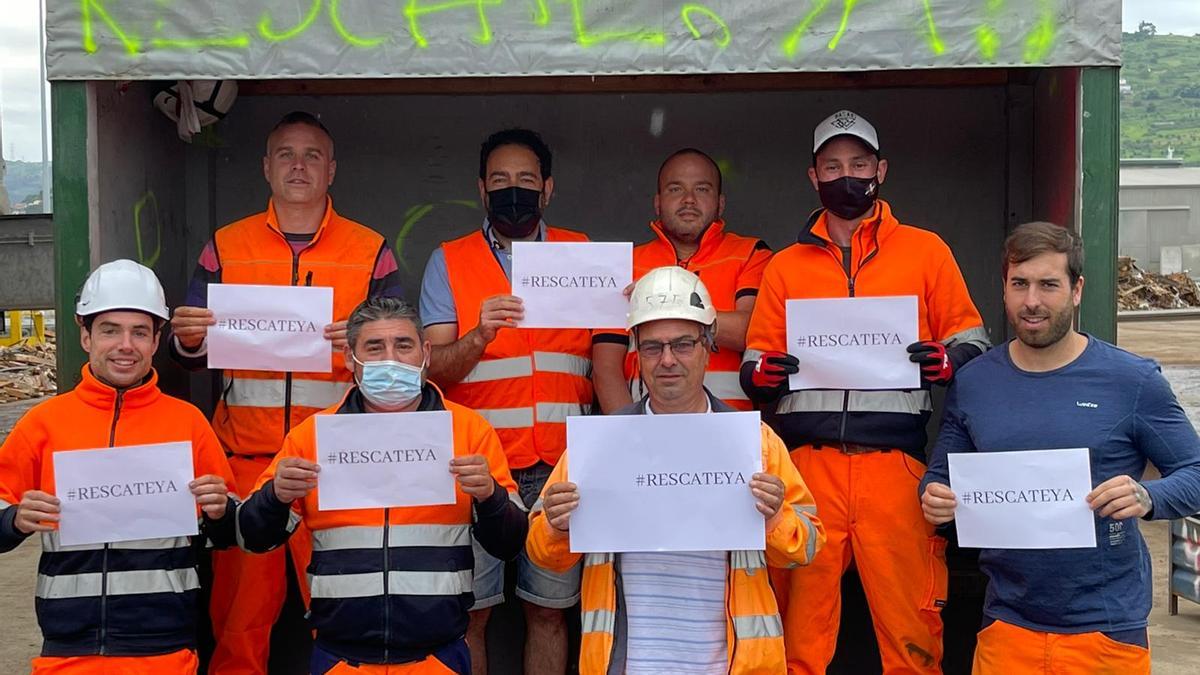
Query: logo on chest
xmin=1075 ymin=401 xmax=1099 ymax=409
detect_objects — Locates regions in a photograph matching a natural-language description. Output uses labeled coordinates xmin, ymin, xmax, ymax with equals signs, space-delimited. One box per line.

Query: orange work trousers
xmin=32 ymin=649 xmax=198 ymax=674
xmin=772 ymin=446 xmax=946 ymax=675
xmin=317 ymin=655 xmax=461 ymax=675
xmin=209 ymin=454 xmax=312 ymax=675
xmin=972 ymin=619 xmax=1150 ymax=675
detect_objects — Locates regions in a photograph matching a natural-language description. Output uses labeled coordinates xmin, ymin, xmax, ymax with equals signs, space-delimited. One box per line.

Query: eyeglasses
xmin=636 ymin=335 xmax=705 ymax=359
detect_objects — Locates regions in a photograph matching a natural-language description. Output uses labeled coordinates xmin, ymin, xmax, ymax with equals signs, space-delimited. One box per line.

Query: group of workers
xmin=0 ymin=106 xmax=1198 ymax=675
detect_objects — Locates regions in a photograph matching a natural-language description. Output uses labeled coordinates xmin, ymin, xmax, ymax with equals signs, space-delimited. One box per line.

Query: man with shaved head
xmin=593 ymin=147 xmax=773 ymax=414
xmin=169 ymin=111 xmax=404 ymax=674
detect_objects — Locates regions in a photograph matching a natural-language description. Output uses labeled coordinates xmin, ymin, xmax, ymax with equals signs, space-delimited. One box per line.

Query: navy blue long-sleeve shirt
xmin=922 ymin=336 xmax=1200 ymax=634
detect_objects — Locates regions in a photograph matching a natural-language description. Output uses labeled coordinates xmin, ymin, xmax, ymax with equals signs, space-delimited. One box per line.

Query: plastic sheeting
xmin=46 ymin=0 xmax=1120 ymax=80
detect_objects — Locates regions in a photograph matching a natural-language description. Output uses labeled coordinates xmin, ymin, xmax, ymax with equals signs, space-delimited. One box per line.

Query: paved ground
xmin=0 ymin=319 xmax=1196 ymax=672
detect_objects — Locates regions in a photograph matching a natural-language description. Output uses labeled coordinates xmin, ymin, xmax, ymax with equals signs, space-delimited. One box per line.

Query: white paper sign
xmin=786 ymin=296 xmax=920 ymax=390
xmin=207 ymin=284 xmax=333 ymax=372
xmin=949 ymin=448 xmax=1096 ymax=549
xmin=54 ymin=442 xmax=198 ymax=547
xmin=567 ymin=412 xmax=765 ymax=553
xmin=316 ymin=411 xmax=457 ymax=511
xmin=511 ymin=242 xmax=632 ymax=329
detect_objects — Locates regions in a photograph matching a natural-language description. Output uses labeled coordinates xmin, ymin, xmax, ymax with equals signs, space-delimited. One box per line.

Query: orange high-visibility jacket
xmin=595 ymin=220 xmax=771 ymax=410
xmin=439 ymin=228 xmax=594 ymax=469
xmin=526 ymin=394 xmax=825 ymax=674
xmin=0 ymin=366 xmax=236 ymax=657
xmin=744 ymin=200 xmax=989 ymax=457
xmin=237 ymin=384 xmax=526 ymax=664
xmin=211 ymin=198 xmax=386 ymax=458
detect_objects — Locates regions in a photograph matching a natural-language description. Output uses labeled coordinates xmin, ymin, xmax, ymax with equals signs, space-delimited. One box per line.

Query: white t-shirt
xmin=623 ymin=398 xmax=727 ymax=674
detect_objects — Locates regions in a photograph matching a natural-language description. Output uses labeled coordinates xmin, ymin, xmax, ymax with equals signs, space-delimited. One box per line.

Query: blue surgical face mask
xmin=352 ymin=353 xmax=425 ymax=409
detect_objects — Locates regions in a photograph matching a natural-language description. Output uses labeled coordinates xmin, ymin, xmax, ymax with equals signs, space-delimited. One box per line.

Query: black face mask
xmin=817 ymin=175 xmax=879 ymax=220
xmin=486 ymin=186 xmax=543 ymax=238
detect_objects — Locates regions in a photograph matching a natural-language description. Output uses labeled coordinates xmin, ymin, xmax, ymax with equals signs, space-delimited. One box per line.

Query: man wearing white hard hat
xmin=527 ymin=266 xmax=825 ymax=674
xmin=742 ymin=110 xmax=990 ymax=673
xmin=0 ymin=260 xmax=237 ymax=674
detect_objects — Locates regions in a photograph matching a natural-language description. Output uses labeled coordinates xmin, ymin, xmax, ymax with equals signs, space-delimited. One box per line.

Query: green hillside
xmin=1121 ymin=31 xmax=1200 ymax=165
xmin=2 ymin=160 xmax=48 ymax=205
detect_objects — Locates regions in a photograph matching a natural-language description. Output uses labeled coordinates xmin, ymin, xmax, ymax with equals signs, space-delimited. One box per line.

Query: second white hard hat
xmin=627 ymin=266 xmax=717 ymax=330
xmin=76 ymin=259 xmax=170 ymax=321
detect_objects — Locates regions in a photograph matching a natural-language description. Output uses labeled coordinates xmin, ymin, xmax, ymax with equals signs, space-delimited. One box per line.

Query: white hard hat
xmin=627 ymin=266 xmax=717 ymax=330
xmin=813 ymin=109 xmax=880 ymax=154
xmin=76 ymin=259 xmax=170 ymax=321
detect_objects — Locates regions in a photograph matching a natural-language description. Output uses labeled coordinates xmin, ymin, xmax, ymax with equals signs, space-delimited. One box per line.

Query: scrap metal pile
xmin=1118 ymin=257 xmax=1200 ymax=311
xmin=0 ymin=332 xmax=56 ymax=403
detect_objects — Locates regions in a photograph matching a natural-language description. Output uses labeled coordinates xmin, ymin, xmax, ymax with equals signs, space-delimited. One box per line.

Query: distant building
xmin=1119 ymin=77 xmax=1132 ymax=96
xmin=1119 ymin=162 xmax=1200 ymax=278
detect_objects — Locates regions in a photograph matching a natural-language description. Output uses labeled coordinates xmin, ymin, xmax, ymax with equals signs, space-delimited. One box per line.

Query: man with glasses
xmin=527 ymin=266 xmax=824 ymax=674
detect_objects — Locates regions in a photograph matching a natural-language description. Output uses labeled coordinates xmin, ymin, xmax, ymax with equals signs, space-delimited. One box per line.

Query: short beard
xmin=1014 ymin=306 xmax=1074 ymax=349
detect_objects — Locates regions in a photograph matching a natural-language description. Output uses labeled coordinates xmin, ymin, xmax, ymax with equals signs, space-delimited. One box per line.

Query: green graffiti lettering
xmin=920 ymin=0 xmax=945 ymax=55
xmin=781 ymin=0 xmax=831 ymax=59
xmin=329 ymin=0 xmax=386 ymax=47
xmin=975 ymin=0 xmax=1003 ymax=61
xmin=531 ymin=0 xmax=551 ymax=26
xmin=975 ymin=25 xmax=1000 ymax=60
xmin=133 ymin=191 xmax=162 ymax=269
xmin=259 ymin=0 xmax=323 ymax=42
xmin=81 ymin=0 xmax=140 ymax=55
xmin=393 ymin=199 xmax=477 ymax=270
xmin=404 ymin=0 xmax=503 ymax=49
xmin=562 ymin=0 xmax=665 ymax=48
xmin=151 ymin=20 xmax=249 ymax=50
xmin=680 ymin=4 xmax=731 ymax=49
xmin=1023 ymin=0 xmax=1056 ymax=62
xmin=826 ymin=0 xmax=859 ymax=51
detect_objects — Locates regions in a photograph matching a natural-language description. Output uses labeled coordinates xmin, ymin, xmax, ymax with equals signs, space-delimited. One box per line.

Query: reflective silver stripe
xmin=309 ymin=570 xmax=473 ymax=598
xmin=733 ymin=613 xmax=784 ymax=639
xmin=475 ymin=407 xmax=534 ymax=429
xmin=461 ymin=356 xmax=533 ymax=384
xmin=704 ymin=371 xmax=749 ymax=402
xmin=311 ymin=524 xmax=472 ymax=551
xmin=310 ymin=572 xmax=384 ymax=599
xmin=387 ymin=569 xmax=473 ymax=596
xmin=223 ymin=376 xmax=348 ymax=409
xmin=945 ymin=326 xmax=992 ymax=352
xmin=584 ymin=552 xmax=614 ymax=567
xmin=795 ymin=506 xmax=820 ymax=564
xmin=534 ymin=352 xmax=592 ymax=378
xmin=530 ymin=498 xmax=544 ymax=514
xmin=776 ymin=390 xmax=932 ymax=415
xmin=509 ymin=490 xmax=527 ymax=512
xmin=40 ymin=533 xmax=190 ymax=553
xmin=730 ymin=550 xmax=766 ymax=572
xmin=742 ymin=349 xmax=764 ymax=365
xmin=0 ymin=499 xmax=12 ymax=508
xmin=581 ymin=609 xmax=616 ymax=634
xmin=536 ymin=402 xmax=590 ymax=423
xmin=36 ymin=568 xmax=199 ymax=599
xmin=235 ymin=501 xmax=301 ymax=551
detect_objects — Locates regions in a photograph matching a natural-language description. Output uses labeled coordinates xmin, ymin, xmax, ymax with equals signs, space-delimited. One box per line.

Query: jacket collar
xmin=336 ymin=382 xmax=446 ymax=415
xmin=74 ymin=364 xmax=161 ymax=411
xmin=265 ymin=196 xmax=336 ymax=246
xmin=796 ymin=200 xmax=898 ymax=248
xmin=648 ymin=219 xmax=727 ymax=265
xmin=622 ymin=387 xmax=734 ymax=416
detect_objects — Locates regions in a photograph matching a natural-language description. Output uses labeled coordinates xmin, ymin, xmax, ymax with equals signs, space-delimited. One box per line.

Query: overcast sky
xmin=0 ymin=1 xmax=47 ymax=163
xmin=1 ymin=2 xmax=1198 ymax=163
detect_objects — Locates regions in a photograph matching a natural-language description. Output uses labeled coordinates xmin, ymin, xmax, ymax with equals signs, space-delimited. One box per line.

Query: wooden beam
xmin=239 ymin=68 xmax=1017 ymax=96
